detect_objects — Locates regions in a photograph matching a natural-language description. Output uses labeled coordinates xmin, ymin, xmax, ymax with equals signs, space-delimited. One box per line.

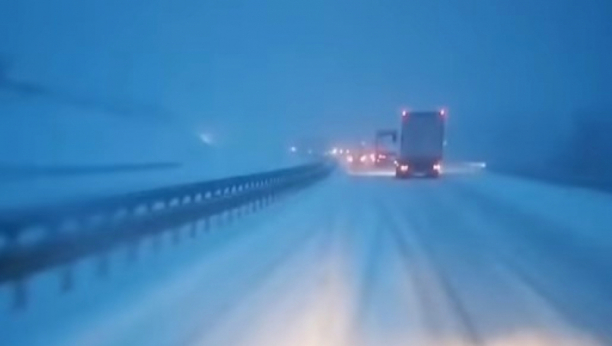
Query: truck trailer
xmin=395 ymin=110 xmax=446 ymax=178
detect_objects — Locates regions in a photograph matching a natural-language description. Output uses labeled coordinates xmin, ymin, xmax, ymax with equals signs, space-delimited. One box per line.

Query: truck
xmin=395 ymin=110 xmax=446 ymax=178
xmin=373 ymin=129 xmax=398 ymax=168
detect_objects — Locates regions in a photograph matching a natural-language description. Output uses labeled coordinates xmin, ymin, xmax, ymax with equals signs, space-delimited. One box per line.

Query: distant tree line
xmin=488 ymin=108 xmax=612 ymax=191
xmin=564 ymin=110 xmax=612 ymax=181
xmin=0 ymin=53 xmax=170 ymax=120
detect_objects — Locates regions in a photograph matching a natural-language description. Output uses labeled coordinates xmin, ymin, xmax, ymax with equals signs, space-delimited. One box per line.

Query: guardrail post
xmin=60 ymin=265 xmax=74 ymax=293
xmin=12 ymin=278 xmax=27 ymax=311
xmin=127 ymin=239 xmax=139 ymax=263
xmin=172 ymin=227 xmax=180 ymax=245
xmin=0 ymin=225 xmax=28 ymax=311
xmin=97 ymin=253 xmax=109 ymax=279
xmin=202 ymin=217 xmax=210 ymax=232
xmin=172 ymin=198 xmax=184 ymax=245
xmin=189 ymin=222 xmax=197 ymax=238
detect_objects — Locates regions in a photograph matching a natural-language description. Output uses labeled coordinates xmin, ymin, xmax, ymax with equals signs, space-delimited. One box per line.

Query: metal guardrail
xmin=0 ymin=162 xmax=333 ymax=310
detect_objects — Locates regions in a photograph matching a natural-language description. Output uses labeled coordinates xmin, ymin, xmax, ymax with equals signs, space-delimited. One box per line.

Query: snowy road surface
xmin=2 ymin=171 xmax=612 ymax=346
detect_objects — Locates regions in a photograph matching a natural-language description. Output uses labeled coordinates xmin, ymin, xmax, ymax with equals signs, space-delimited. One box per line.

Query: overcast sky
xmin=1 ymin=0 xmax=610 ymax=157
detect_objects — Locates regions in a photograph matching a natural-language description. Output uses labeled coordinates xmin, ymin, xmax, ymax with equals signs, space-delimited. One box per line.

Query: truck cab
xmin=373 ymin=129 xmax=398 ymax=168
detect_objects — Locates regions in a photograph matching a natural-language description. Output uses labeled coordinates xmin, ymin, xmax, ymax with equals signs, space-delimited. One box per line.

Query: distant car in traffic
xmin=373 ymin=150 xmax=397 ymax=168
xmin=346 ymin=150 xmax=374 ymax=171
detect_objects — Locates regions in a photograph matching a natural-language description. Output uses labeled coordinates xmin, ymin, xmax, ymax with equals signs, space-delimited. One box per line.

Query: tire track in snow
xmin=379 ymin=197 xmax=483 ymax=346
xmin=189 ymin=175 xmax=361 ymax=346
xmin=434 ymin=179 xmax=610 ymax=345
xmin=379 ymin=177 xmax=605 ymax=345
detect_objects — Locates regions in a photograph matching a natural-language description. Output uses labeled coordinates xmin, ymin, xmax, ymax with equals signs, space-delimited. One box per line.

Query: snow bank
xmin=0 ymin=91 xmax=309 ymax=209
xmin=456 ymin=173 xmax=612 ymax=248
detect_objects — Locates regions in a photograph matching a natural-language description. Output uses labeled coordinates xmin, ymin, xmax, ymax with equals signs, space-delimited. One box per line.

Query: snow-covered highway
xmin=2 ymin=170 xmax=611 ymax=346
